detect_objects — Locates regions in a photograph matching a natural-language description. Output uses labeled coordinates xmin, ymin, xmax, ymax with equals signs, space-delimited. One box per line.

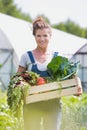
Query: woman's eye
xmin=36 ymin=35 xmax=40 ymax=38
xmin=44 ymin=35 xmax=47 ymax=37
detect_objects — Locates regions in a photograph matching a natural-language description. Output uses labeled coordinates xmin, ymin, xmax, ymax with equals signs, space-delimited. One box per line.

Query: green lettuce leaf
xmin=47 ymin=56 xmax=80 ymax=81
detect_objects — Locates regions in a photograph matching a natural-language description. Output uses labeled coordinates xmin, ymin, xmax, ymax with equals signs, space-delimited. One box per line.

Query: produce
xmin=37 ymin=77 xmax=47 ymax=85
xmin=47 ymin=55 xmax=80 ymax=81
xmin=7 ymin=71 xmax=39 ymax=119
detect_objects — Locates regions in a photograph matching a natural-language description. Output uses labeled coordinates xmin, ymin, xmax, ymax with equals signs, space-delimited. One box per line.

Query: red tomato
xmin=37 ymin=77 xmax=46 ymax=85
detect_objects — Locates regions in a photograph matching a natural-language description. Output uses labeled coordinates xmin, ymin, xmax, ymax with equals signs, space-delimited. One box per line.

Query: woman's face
xmin=34 ymin=28 xmax=51 ymax=49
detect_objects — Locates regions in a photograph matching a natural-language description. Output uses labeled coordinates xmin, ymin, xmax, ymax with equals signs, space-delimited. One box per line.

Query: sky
xmin=14 ymin=0 xmax=87 ymax=28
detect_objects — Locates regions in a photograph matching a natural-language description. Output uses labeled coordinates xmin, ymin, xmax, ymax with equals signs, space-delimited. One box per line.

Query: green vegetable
xmin=7 ymin=71 xmax=39 ymax=129
xmin=47 ymin=56 xmax=80 ymax=81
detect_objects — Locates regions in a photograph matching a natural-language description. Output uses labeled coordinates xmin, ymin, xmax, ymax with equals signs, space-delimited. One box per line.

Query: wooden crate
xmin=25 ymin=77 xmax=81 ymax=104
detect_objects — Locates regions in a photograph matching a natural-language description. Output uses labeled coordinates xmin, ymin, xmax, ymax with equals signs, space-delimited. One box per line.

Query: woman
xmin=17 ymin=16 xmax=57 ymax=77
xmin=17 ymin=16 xmax=82 ymax=130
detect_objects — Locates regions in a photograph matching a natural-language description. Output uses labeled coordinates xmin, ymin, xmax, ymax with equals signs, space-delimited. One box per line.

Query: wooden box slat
xmin=25 ymin=77 xmax=81 ymax=104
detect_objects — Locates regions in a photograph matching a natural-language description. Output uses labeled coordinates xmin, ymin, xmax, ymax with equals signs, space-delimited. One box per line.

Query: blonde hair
xmin=33 ymin=16 xmax=52 ymax=35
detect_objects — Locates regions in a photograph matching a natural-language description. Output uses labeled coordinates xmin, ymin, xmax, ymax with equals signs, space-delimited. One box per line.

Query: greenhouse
xmin=0 ymin=13 xmax=87 ymax=90
xmin=0 ymin=27 xmax=17 ymax=89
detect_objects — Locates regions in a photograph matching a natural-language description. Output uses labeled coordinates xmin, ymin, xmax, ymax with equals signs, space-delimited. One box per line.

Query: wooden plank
xmin=25 ymin=77 xmax=81 ymax=104
xmin=29 ymin=78 xmax=77 ymax=94
xmin=26 ymin=86 xmax=77 ymax=104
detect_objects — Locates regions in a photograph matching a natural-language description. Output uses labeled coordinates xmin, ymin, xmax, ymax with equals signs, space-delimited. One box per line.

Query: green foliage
xmin=84 ymin=29 xmax=87 ymax=38
xmin=53 ymin=22 xmax=67 ymax=32
xmin=64 ymin=20 xmax=86 ymax=37
xmin=47 ymin=56 xmax=80 ymax=81
xmin=7 ymin=71 xmax=39 ymax=129
xmin=61 ymin=93 xmax=87 ymax=130
xmin=52 ymin=19 xmax=87 ymax=38
xmin=0 ymin=90 xmax=19 ymax=130
xmin=0 ymin=0 xmax=32 ymax=22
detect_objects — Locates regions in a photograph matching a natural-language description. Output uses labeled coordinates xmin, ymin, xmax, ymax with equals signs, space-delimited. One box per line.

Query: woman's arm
xmin=17 ymin=66 xmax=26 ymax=73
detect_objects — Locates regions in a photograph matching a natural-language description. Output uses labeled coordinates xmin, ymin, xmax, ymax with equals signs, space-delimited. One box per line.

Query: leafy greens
xmin=47 ymin=56 xmax=80 ymax=81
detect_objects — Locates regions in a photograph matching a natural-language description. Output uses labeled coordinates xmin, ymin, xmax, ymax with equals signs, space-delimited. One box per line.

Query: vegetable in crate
xmin=7 ymin=71 xmax=40 ymax=119
xmin=37 ymin=77 xmax=47 ymax=85
xmin=47 ymin=56 xmax=80 ymax=81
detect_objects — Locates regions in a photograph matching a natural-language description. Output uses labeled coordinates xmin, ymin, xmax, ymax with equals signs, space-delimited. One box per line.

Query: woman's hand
xmin=75 ymin=85 xmax=83 ymax=96
xmin=74 ymin=77 xmax=83 ymax=96
xmin=17 ymin=66 xmax=26 ymax=73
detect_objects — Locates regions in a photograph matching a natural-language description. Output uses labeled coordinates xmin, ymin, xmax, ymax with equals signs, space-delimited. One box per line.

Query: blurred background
xmin=0 ymin=0 xmax=87 ymax=91
xmin=0 ymin=1 xmax=87 ymax=130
